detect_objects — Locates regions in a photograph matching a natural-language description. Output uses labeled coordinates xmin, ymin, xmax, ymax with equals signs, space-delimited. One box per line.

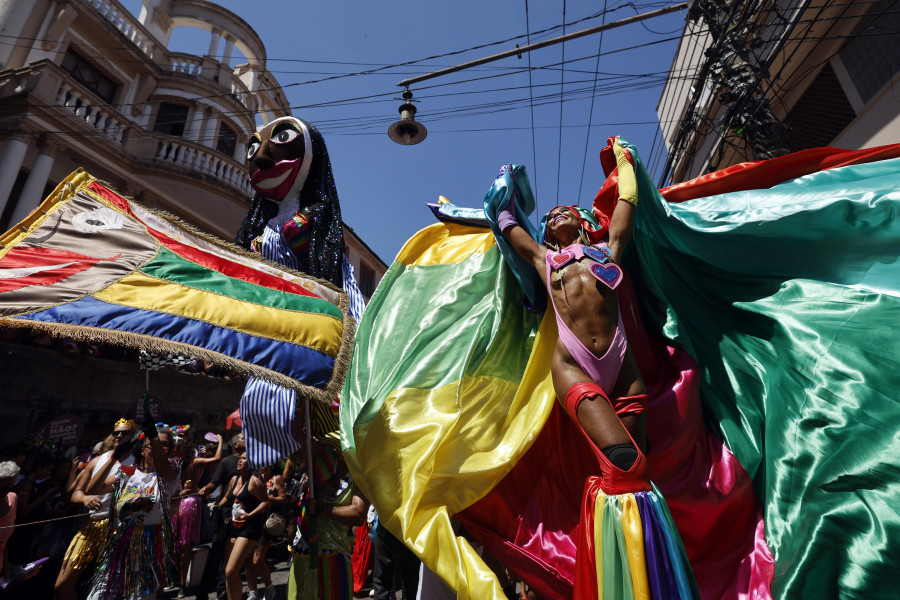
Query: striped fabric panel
xmin=317 ymin=552 xmax=352 ymax=600
xmin=241 ymin=378 xmax=301 ymax=468
xmin=309 ymin=402 xmax=341 ymax=451
xmin=242 ymin=227 xmax=362 ymax=466
xmin=342 ymin=258 xmax=365 ymax=322
xmin=87 ymin=183 xmax=324 ymax=301
xmin=259 ymin=224 xmax=299 ymax=270
xmin=95 ymin=271 xmax=342 ymax=357
xmin=143 ymin=247 xmax=343 ymax=319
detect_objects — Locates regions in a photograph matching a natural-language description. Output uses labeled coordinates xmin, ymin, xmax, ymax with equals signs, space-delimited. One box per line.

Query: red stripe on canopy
xmin=87 ymin=182 xmax=321 ymax=299
xmin=0 ymin=247 xmax=121 ymax=293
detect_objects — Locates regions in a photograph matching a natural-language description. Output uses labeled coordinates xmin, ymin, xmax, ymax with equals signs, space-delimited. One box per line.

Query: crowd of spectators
xmin=0 ymin=420 xmax=304 ymax=600
xmin=0 ymin=417 xmax=538 ymax=600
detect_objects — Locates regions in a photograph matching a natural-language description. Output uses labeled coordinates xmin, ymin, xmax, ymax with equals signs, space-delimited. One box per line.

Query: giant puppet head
xmin=235 ymin=116 xmax=344 ymax=287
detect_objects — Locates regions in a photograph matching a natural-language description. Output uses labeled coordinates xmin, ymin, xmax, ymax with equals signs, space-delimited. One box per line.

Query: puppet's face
xmin=246 ymin=117 xmax=313 ymax=202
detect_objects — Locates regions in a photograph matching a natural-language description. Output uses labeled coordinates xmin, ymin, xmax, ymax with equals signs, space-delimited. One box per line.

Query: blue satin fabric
xmin=17 ymin=295 xmax=335 ymax=386
xmin=482 ymin=164 xmax=545 ymax=311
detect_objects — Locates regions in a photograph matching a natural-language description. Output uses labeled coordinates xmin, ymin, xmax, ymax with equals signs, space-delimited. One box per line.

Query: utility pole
xmin=397 ymin=4 xmax=688 ymax=88
xmin=694 ymin=1 xmax=791 ymax=160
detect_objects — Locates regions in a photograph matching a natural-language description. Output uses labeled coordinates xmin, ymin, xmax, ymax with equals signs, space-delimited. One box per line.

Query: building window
xmin=839 ymin=0 xmax=900 ymax=104
xmin=784 ymin=63 xmax=856 ymax=152
xmin=153 ymin=103 xmax=190 ymax=137
xmin=359 ymin=265 xmax=375 ymax=298
xmin=60 ymin=49 xmax=117 ymax=103
xmin=216 ymin=122 xmax=237 ymax=156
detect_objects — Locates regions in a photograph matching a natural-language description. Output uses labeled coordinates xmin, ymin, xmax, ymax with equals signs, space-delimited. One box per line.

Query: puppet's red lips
xmin=250 ymin=158 xmax=301 ymax=200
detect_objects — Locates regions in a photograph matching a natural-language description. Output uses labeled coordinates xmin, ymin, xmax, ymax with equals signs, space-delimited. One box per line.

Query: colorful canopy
xmin=0 ymin=169 xmax=354 ymax=404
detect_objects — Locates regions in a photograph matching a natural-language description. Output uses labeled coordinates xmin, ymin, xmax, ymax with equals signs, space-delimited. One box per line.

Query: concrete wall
xmin=0 ymin=337 xmax=244 ymax=450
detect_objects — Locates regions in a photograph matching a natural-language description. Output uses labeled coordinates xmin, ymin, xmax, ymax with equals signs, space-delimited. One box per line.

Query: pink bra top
xmin=546 ymin=243 xmax=623 ymax=290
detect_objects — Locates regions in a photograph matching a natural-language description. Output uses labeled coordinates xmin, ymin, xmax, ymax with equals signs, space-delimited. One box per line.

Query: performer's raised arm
xmin=608 ymin=140 xmax=638 ymax=265
xmin=487 ymin=138 xmax=697 ymax=597
xmin=496 ymin=191 xmax=548 ymax=279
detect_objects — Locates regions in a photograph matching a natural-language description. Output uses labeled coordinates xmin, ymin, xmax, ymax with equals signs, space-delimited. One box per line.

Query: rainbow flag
xmin=0 ymin=170 xmax=353 ymax=401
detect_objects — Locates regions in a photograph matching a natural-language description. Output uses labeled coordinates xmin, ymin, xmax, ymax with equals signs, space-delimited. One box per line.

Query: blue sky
xmin=122 ymin=0 xmax=687 ymax=264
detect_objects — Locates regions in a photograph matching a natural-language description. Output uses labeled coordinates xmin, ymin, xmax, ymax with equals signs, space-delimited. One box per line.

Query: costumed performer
xmin=234 ymin=116 xmax=365 ymax=467
xmin=85 ymin=421 xmax=179 ymax=600
xmin=54 ymin=418 xmax=137 ymax=600
xmin=495 ymin=137 xmax=698 ymax=598
xmin=286 ymin=442 xmax=367 ymax=600
xmin=173 ymin=431 xmax=223 ymax=593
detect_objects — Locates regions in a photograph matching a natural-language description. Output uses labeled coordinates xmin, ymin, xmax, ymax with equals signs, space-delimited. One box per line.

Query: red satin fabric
xmin=457 ymin=274 xmax=774 ymax=600
xmin=562 ymin=383 xmax=651 ymax=496
xmin=351 ymin=523 xmax=373 ymax=594
xmin=573 ymin=476 xmax=603 ymax=600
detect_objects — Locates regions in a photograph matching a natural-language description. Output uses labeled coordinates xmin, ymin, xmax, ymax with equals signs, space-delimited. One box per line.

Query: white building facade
xmin=0 ymin=0 xmax=388 ymax=295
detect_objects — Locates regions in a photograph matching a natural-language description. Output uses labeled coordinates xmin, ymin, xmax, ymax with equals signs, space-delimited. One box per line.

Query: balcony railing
xmin=168 ymin=53 xmax=204 ymax=77
xmin=55 ymin=79 xmax=129 ymax=145
xmin=163 ymin=53 xmax=254 ymax=111
xmin=3 ymin=60 xmax=250 ymax=198
xmin=84 ymin=0 xmax=161 ymax=60
xmin=84 ymin=0 xmax=256 ymax=112
xmin=146 ymin=133 xmax=252 ymax=197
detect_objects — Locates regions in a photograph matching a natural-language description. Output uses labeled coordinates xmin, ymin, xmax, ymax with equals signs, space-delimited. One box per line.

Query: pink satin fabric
xmin=457 ymin=274 xmax=774 ymax=600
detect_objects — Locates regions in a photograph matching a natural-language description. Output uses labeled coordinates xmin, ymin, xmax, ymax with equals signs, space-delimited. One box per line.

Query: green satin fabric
xmin=340 ymin=224 xmax=558 ymax=599
xmin=341 ymin=234 xmax=541 ymax=434
xmin=627 ymin=156 xmax=900 ymax=597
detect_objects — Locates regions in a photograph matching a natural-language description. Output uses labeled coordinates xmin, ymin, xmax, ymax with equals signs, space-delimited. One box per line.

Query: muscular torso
xmin=547 ymin=259 xmax=619 ymax=357
xmin=540 ymin=245 xmax=644 ymax=402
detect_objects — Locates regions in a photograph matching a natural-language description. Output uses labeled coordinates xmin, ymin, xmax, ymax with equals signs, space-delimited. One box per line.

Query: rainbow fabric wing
xmin=340 ymin=165 xmax=768 ymax=600
xmin=0 ymin=169 xmax=353 ymax=401
xmin=343 ymin=140 xmax=900 ymax=599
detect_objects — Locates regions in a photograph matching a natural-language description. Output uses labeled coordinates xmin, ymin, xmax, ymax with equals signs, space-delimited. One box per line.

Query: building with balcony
xmin=0 ymin=0 xmax=291 ymax=238
xmin=0 ymin=0 xmax=388 ymax=290
xmin=653 ymin=0 xmax=900 ymax=185
xmin=0 ymin=0 xmax=387 ymax=447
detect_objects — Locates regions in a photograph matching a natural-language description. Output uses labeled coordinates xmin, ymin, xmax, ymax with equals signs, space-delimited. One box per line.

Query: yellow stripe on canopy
xmin=94 ymin=271 xmax=343 ymax=356
xmin=344 ymin=309 xmax=558 ymax=599
xmin=622 ymin=493 xmax=650 ymax=599
xmin=395 ymin=223 xmax=496 ymax=267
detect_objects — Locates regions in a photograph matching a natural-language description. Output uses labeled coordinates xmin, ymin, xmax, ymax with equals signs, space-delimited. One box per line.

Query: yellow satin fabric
xmin=395 ymin=223 xmax=497 ymax=267
xmin=595 ymin=492 xmax=607 ymax=593
xmin=344 ymin=309 xmax=558 ymax=599
xmin=612 ymin=139 xmax=638 ymax=206
xmin=95 ymin=271 xmax=343 ymax=356
xmin=621 ymin=494 xmax=649 ymax=599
